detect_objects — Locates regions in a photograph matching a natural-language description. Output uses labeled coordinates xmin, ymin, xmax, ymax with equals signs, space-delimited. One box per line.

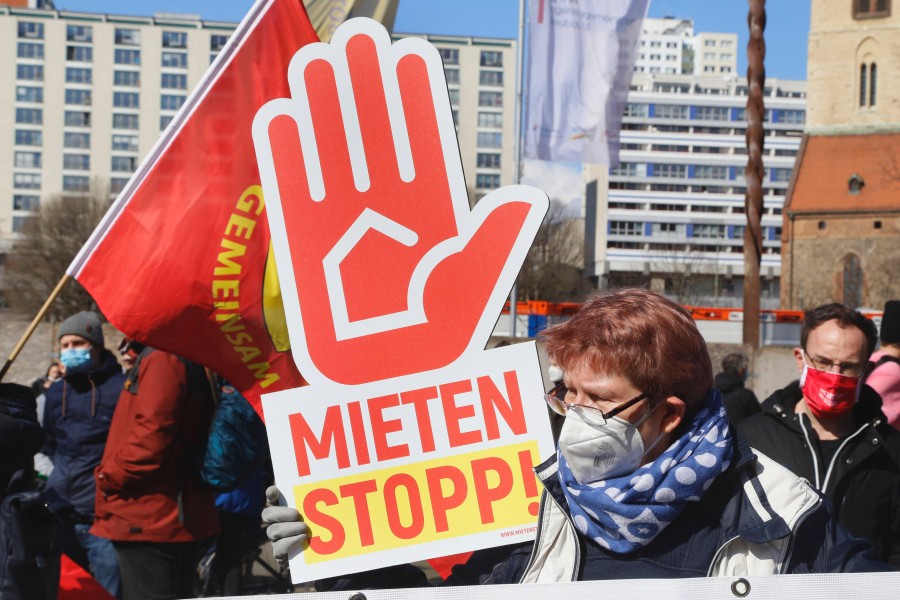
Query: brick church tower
xmin=781 ymin=0 xmax=900 ymax=309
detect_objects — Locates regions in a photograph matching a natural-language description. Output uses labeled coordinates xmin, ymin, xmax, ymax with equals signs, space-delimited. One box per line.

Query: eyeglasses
xmin=544 ymin=381 xmax=649 ymax=427
xmin=803 ymin=351 xmax=864 ymax=378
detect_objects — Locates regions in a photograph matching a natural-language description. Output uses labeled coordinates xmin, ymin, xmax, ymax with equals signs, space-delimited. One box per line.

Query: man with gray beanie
xmin=865 ymin=300 xmax=900 ymax=430
xmin=43 ymin=310 xmax=126 ymax=598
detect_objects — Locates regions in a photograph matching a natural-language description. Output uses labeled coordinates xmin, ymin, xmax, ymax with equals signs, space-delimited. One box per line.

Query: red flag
xmin=68 ymin=0 xmax=318 ymax=415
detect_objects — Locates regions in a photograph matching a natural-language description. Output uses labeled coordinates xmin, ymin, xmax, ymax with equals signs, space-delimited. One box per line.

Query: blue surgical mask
xmin=60 ymin=347 xmax=93 ymax=373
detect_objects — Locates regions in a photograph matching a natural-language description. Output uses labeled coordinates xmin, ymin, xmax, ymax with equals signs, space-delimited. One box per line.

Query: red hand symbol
xmin=254 ymin=19 xmax=547 ymax=386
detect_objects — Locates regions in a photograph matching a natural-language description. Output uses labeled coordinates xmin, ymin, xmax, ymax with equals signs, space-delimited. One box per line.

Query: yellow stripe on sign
xmin=293 ymin=441 xmax=541 ymax=563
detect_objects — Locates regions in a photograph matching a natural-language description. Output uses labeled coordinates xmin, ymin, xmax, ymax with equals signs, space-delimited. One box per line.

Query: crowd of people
xmin=0 ymin=312 xmax=270 ymax=600
xmin=2 ymin=292 xmax=900 ymax=598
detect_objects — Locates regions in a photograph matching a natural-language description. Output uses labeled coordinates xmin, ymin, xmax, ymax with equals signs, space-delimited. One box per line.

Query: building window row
xmin=115 ymin=49 xmax=141 ymax=65
xmin=611 ymin=162 xmax=792 ymax=183
xmin=859 ymin=62 xmax=877 ymax=107
xmin=14 ymin=129 xmax=43 ymax=146
xmin=476 ymin=131 xmax=502 ymax=148
xmin=64 ymin=110 xmax=91 ymax=127
xmin=608 ymin=221 xmax=781 ymax=241
xmin=18 ymin=22 xmax=44 ymax=40
xmin=66 ymin=67 xmax=92 ymax=84
xmin=63 ymin=153 xmax=90 ymax=171
xmin=626 ymin=104 xmax=804 ymax=124
xmin=211 ymin=35 xmax=229 ymax=52
xmin=67 ymin=25 xmax=93 ymax=43
xmin=17 ymin=42 xmax=44 ymax=59
xmin=162 ymin=31 xmax=188 ymax=49
xmin=161 ymin=73 xmax=188 ymax=90
xmin=477 ymin=111 xmax=503 ymax=128
xmin=65 ymin=132 xmax=91 ymax=149
xmin=478 ymin=91 xmax=503 ymax=107
xmin=479 ymin=70 xmax=503 ymax=86
xmin=65 ymin=89 xmax=92 ymax=106
xmin=16 ymin=85 xmax=43 ymax=103
xmin=438 ymin=47 xmax=459 ymax=65
xmin=854 ymin=0 xmax=891 ymax=19
xmin=17 ymin=64 xmax=44 ymax=81
xmin=67 ymin=46 xmax=93 ymax=63
xmin=114 ymin=70 xmax=141 ymax=87
xmin=14 ymin=151 xmax=41 ymax=169
xmin=63 ymin=175 xmax=90 ymax=193
xmin=112 ymin=134 xmax=139 ymax=152
xmin=113 ymin=114 xmax=140 ymax=130
xmin=13 ymin=195 xmax=40 ymax=211
xmin=112 ymin=156 xmax=138 ymax=172
xmin=476 ymin=152 xmax=501 ymax=168
xmin=15 ymin=108 xmax=42 ymax=125
xmin=475 ymin=173 xmax=500 ymax=189
xmin=162 ymin=51 xmax=188 ymax=68
xmin=13 ymin=172 xmax=42 ymax=190
xmin=480 ymin=51 xmax=503 ymax=67
xmin=161 ymin=94 xmax=186 ymax=111
xmin=113 ymin=92 xmax=140 ymax=108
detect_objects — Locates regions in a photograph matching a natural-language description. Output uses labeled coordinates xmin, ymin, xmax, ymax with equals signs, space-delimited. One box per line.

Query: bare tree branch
xmin=5 ymin=184 xmax=109 ymax=320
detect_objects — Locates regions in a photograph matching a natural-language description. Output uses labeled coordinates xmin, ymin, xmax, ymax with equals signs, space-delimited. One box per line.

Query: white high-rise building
xmin=694 ymin=33 xmax=738 ymax=76
xmin=634 ymin=18 xmax=737 ymax=76
xmin=584 ymin=73 xmax=806 ymax=308
xmin=0 ymin=5 xmax=517 ymax=254
xmin=1 ymin=6 xmax=239 ymax=252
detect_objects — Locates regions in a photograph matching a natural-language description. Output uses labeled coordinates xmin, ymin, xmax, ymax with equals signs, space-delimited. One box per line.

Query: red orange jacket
xmin=92 ymin=350 xmax=219 ymax=543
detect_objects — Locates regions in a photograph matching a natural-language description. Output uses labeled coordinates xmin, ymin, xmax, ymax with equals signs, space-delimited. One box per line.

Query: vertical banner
xmin=524 ymin=0 xmax=648 ymax=165
xmin=253 ymin=18 xmax=555 ymax=582
xmin=67 ymin=0 xmax=318 ymax=413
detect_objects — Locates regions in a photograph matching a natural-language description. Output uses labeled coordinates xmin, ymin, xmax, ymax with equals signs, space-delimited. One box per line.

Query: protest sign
xmin=253 ymin=17 xmax=555 ymax=582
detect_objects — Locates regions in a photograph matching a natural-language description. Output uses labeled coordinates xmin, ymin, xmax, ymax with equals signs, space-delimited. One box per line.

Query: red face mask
xmin=800 ymin=352 xmax=859 ymax=419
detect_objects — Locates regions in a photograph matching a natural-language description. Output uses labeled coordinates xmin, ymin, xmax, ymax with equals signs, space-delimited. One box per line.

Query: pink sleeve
xmin=867 ymin=362 xmax=900 ymax=429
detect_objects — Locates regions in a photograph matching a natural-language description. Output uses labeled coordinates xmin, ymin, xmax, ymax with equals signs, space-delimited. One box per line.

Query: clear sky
xmin=57 ymin=0 xmax=809 ymax=80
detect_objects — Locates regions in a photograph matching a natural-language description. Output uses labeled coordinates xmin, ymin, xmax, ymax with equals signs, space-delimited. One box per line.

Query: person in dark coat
xmin=714 ymin=352 xmax=760 ymax=423
xmin=0 ymin=383 xmax=45 ymax=497
xmin=0 ymin=382 xmax=57 ymax=600
xmin=43 ymin=311 xmax=125 ymax=598
xmin=740 ymin=303 xmax=900 ymax=568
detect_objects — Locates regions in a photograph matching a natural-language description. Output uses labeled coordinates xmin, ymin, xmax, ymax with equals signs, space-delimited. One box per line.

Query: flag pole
xmin=510 ymin=0 xmax=527 ymax=338
xmin=0 ymin=274 xmax=70 ymax=381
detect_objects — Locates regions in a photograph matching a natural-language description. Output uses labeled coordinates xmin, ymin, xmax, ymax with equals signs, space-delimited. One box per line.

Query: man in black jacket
xmin=740 ymin=303 xmax=900 ymax=568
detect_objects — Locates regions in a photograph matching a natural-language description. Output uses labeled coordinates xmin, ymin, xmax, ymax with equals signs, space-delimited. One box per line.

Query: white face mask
xmin=548 ymin=365 xmax=564 ymax=384
xmin=559 ymin=404 xmax=664 ymax=485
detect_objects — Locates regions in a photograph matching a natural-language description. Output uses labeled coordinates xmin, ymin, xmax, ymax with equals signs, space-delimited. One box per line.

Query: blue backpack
xmin=196 ymin=383 xmax=268 ymax=493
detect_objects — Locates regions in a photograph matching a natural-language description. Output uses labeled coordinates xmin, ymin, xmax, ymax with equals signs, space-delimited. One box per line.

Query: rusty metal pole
xmin=743 ymin=0 xmax=766 ymax=348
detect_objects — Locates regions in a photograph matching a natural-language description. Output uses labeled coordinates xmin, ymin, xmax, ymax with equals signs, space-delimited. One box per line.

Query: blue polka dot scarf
xmin=556 ymin=389 xmax=733 ymax=554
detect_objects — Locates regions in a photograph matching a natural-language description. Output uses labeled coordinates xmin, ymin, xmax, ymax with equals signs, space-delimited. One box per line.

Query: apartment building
xmin=0 ymin=3 xmax=518 ymax=255
xmin=634 ymin=17 xmax=737 ymax=76
xmin=0 ymin=5 xmax=239 ymax=252
xmin=585 ymin=73 xmax=806 ymax=308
